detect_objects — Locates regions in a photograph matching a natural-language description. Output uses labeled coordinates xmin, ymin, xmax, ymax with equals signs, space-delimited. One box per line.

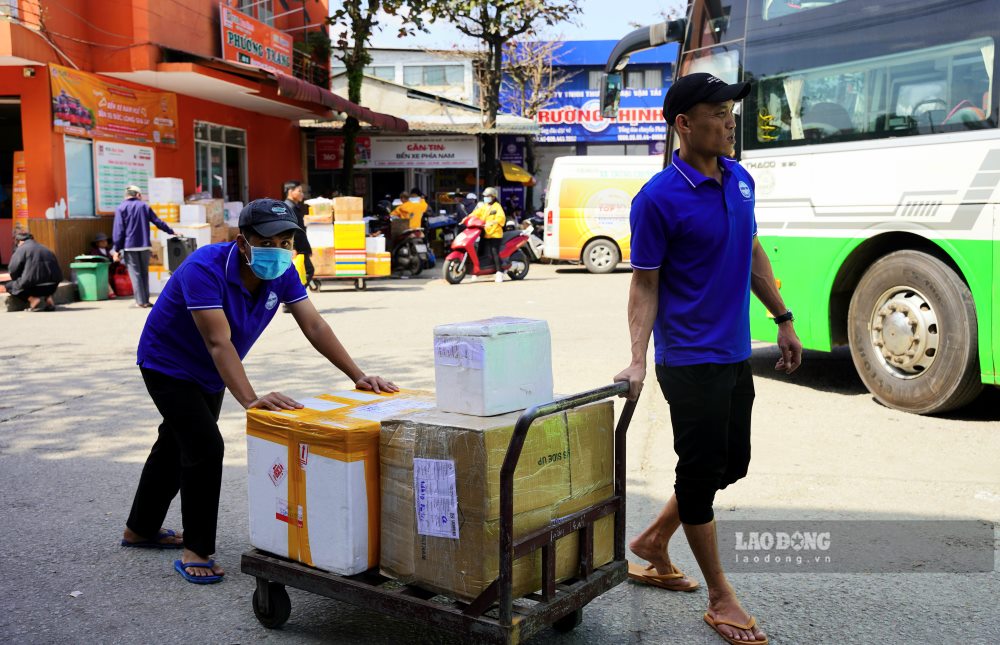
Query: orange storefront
xmin=0 ymin=0 xmax=402 ymax=272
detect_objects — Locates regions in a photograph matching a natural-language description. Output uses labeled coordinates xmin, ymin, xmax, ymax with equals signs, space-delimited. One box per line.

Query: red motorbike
xmin=443 ymin=216 xmax=530 ymax=284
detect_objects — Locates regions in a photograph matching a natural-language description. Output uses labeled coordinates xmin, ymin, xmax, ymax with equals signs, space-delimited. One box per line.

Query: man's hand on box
xmin=247 ymin=392 xmax=303 ymax=411
xmin=355 ymin=375 xmax=399 ymax=395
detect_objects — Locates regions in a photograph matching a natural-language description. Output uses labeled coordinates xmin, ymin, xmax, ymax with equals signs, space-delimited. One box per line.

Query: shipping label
xmin=433 ymin=337 xmax=485 ymax=370
xmin=413 ymin=458 xmax=460 ymax=539
xmin=348 ymin=398 xmax=434 ymax=422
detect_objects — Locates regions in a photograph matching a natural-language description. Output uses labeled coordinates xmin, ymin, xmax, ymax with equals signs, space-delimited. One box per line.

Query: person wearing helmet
xmin=468 ymin=187 xmax=507 ymax=283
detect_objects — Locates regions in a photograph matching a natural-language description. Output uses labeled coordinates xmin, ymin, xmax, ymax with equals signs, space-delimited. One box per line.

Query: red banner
xmin=315 ymin=136 xmax=372 ymax=170
xmin=220 ymin=4 xmax=293 ymax=76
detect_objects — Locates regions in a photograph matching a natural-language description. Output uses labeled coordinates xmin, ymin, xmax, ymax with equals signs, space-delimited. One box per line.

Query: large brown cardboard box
xmin=379 ymin=400 xmax=614 ymax=601
xmin=333 ymin=196 xmax=363 ymax=221
xmin=186 ymin=198 xmax=226 ymax=227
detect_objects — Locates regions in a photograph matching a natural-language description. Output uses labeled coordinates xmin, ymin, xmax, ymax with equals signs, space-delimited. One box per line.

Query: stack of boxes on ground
xmin=145 ymin=177 xmax=242 ymax=294
xmin=305 ymin=197 xmax=391 ymax=279
xmin=245 ymin=317 xmax=616 ymax=603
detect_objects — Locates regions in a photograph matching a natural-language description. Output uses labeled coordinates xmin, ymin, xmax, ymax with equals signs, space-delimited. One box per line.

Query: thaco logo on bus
xmin=537 ymin=99 xmax=663 ymax=133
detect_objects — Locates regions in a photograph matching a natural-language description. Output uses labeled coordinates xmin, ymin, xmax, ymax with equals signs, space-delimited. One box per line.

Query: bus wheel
xmin=847 ymin=250 xmax=982 ymax=414
xmin=583 ymin=239 xmax=620 ymax=274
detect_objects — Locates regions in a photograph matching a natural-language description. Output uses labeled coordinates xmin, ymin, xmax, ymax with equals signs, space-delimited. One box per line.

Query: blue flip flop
xmin=120 ymin=529 xmax=184 ymax=549
xmin=174 ymin=559 xmax=223 ymax=584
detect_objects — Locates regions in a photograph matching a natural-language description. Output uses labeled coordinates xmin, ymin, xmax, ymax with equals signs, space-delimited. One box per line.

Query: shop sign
xmin=49 ymin=65 xmax=178 ymax=146
xmin=94 ymin=141 xmax=156 ymax=214
xmin=535 ymin=89 xmax=667 ymax=144
xmin=368 ymin=137 xmax=478 ymax=169
xmin=220 ymin=4 xmax=293 ymax=76
xmin=12 ymin=151 xmax=28 ymax=224
xmin=315 ymin=136 xmax=372 ymax=170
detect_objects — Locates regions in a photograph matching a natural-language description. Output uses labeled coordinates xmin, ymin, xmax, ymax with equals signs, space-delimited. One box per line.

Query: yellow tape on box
xmin=246 ymin=389 xmax=433 ymax=575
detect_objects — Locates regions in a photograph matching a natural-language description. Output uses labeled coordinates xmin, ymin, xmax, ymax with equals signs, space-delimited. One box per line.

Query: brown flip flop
xmin=627 ymin=560 xmax=699 ymax=592
xmin=703 ymin=612 xmax=768 ymax=645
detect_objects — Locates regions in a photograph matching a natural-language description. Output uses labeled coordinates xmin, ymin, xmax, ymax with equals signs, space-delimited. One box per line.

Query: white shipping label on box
xmin=414 ymin=458 xmax=460 ymax=539
xmin=333 ymin=390 xmax=383 ymax=402
xmin=347 ymin=398 xmax=434 ymax=422
xmin=434 ymin=337 xmax=485 ymax=370
xmin=296 ymin=397 xmax=349 ymax=413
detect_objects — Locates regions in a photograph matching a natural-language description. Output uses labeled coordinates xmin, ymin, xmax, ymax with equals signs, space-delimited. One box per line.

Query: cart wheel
xmin=252 ymin=582 xmax=291 ymax=629
xmin=309 ymin=279 xmax=321 ymax=292
xmin=552 ymin=608 xmax=582 ymax=633
xmin=355 ymin=278 xmax=366 ymax=291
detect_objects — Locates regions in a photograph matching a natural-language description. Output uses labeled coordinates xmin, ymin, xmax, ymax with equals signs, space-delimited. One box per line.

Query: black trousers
xmin=126 ymin=368 xmax=225 ymax=557
xmin=656 ymin=360 xmax=755 ymax=525
xmin=302 ymin=253 xmax=314 ymax=282
xmin=482 ymin=237 xmax=501 ymax=270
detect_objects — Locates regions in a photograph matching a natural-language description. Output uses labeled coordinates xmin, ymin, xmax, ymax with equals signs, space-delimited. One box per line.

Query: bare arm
xmin=613 ymin=269 xmax=660 ymax=400
xmin=288 ymin=298 xmax=399 ymax=393
xmin=191 ymin=309 xmax=301 ymax=410
xmin=751 ymin=238 xmax=803 ymax=373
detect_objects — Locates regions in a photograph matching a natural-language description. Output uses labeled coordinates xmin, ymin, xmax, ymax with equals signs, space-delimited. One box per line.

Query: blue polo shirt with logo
xmin=137 ymin=242 xmax=308 ymax=392
xmin=629 ymin=151 xmax=758 ymax=367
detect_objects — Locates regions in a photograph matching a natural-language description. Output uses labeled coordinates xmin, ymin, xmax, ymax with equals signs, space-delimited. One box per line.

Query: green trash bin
xmin=71 ymin=255 xmax=111 ymax=301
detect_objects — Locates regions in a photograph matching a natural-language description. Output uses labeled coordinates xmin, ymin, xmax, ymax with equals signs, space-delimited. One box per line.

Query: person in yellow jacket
xmin=390 ymin=188 xmax=429 ymax=229
xmin=468 ymin=187 xmax=507 ymax=283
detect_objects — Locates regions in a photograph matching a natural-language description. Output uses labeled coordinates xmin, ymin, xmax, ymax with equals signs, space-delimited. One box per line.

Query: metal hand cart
xmin=242 ymin=382 xmax=637 ymax=644
xmin=308 ymin=275 xmax=390 ymax=292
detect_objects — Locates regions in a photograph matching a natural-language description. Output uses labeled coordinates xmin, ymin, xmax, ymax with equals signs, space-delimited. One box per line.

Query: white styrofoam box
xmin=433 ymin=317 xmax=554 ymax=416
xmin=171 ymin=223 xmax=212 ymax=249
xmin=247 ymin=434 xmax=372 ymax=575
xmin=180 ymin=203 xmax=207 ymax=224
xmin=147 ymin=178 xmax=184 ymax=204
xmin=223 ymin=201 xmax=243 ymax=225
xmin=148 ymin=267 xmax=170 ymax=295
xmin=365 ymin=236 xmax=386 ymax=254
xmin=307 ymin=223 xmax=334 ymax=248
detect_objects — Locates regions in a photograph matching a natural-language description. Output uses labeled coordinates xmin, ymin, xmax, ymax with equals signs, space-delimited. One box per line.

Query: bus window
xmin=762 ymin=0 xmax=848 ymax=21
xmin=747 ymin=37 xmax=995 ymax=149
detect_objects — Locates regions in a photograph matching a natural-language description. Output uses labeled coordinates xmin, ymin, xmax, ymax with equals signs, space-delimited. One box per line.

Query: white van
xmin=542 ymin=155 xmax=663 ymax=273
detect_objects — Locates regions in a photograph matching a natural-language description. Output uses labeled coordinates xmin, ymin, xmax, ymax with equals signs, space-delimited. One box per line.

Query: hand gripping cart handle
xmin=242 ymin=382 xmax=638 ymax=645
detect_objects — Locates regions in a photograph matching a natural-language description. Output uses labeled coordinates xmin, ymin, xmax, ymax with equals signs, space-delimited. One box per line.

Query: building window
xmin=403 ymin=65 xmax=465 ymax=87
xmin=588 ymin=70 xmax=603 ymax=90
xmin=194 ymin=121 xmax=247 ymax=203
xmin=65 ymin=137 xmax=95 ymax=217
xmin=238 ymin=0 xmax=273 ymax=25
xmin=625 ymin=69 xmax=663 ymax=89
xmin=364 ymin=66 xmax=396 ymax=81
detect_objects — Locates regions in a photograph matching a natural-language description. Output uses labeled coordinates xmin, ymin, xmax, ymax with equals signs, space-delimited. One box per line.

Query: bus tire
xmin=583 ymin=239 xmax=620 ymax=274
xmin=847 ymin=250 xmax=982 ymax=414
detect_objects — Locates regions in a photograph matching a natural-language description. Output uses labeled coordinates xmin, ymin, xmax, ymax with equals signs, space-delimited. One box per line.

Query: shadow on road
xmin=555 ymin=266 xmax=632 ymax=275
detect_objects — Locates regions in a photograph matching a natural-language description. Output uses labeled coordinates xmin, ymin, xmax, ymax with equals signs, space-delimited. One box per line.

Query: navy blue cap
xmin=238 ymin=199 xmax=302 ymax=237
xmin=664 ymin=73 xmax=751 ymax=125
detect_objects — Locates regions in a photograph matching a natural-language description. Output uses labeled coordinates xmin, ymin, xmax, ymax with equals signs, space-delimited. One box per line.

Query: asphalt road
xmin=2 ymin=263 xmax=999 ymax=644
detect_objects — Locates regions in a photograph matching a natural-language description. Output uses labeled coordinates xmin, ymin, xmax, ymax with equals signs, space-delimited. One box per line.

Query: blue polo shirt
xmin=137 ymin=242 xmax=308 ymax=392
xmin=629 ymin=151 xmax=757 ymax=367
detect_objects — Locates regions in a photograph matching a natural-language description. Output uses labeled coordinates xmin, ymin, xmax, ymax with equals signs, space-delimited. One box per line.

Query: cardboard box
xmin=223 ymin=201 xmax=243 ymax=226
xmin=334 ymin=221 xmax=366 ymax=251
xmin=150 ymin=240 xmax=164 ymax=266
xmin=247 ymin=390 xmax=434 ymax=576
xmin=147 ymin=178 xmax=184 ymax=204
xmin=307 ymin=223 xmax=334 ymax=249
xmin=171 ymin=223 xmax=212 ymax=249
xmin=304 ymin=214 xmax=333 ymax=226
xmin=379 ymin=400 xmax=614 ymax=600
xmin=367 ymin=253 xmax=391 ymax=277
xmin=180 ymin=203 xmax=207 ymax=225
xmin=433 ymin=318 xmax=554 ymax=416
xmin=366 ymin=236 xmax=386 ymax=254
xmin=312 ymin=247 xmax=336 ymax=275
xmin=334 ymin=196 xmax=363 ymax=221
xmin=227 ymin=226 xmax=241 ymax=242
xmin=187 ymin=199 xmax=225 ymax=227
xmin=210 ymin=225 xmax=228 ymax=244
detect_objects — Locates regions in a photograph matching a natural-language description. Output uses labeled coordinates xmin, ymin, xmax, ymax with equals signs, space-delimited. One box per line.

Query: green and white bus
xmin=603 ymin=0 xmax=1000 ymax=414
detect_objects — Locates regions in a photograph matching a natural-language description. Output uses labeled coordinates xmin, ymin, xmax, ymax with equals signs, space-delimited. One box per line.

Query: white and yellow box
xmin=246 ymin=389 xmax=433 ymax=575
xmin=433 ymin=317 xmax=554 ymax=416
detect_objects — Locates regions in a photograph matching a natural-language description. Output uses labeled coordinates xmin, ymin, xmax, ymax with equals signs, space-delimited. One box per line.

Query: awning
xmin=501 ymin=161 xmax=536 ymax=186
xmin=274 ymin=73 xmax=408 ymax=132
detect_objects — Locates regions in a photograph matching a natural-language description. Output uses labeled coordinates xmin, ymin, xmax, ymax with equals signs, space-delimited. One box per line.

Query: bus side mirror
xmin=600 ymin=73 xmax=623 ymax=119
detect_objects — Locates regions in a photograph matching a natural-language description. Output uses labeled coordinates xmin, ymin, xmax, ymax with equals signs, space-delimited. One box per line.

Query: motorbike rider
xmin=391 ymin=188 xmax=429 ymax=230
xmin=464 ymin=187 xmax=507 ymax=283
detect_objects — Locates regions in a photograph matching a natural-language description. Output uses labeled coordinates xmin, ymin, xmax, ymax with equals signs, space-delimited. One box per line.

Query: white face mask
xmin=484 ymin=196 xmax=494 ymax=204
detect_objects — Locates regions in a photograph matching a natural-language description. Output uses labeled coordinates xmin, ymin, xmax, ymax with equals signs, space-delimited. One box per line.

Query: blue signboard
xmin=534 ymin=88 xmax=667 ymax=143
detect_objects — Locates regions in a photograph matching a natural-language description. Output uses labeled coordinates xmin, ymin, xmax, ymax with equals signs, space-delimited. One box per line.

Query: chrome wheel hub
xmin=869 ymin=286 xmax=940 ymax=378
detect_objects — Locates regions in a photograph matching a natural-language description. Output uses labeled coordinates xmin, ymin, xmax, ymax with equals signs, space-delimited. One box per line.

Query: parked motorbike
xmin=370 ymin=208 xmax=429 ymax=276
xmin=443 ymin=216 xmax=530 ymax=284
xmin=520 ymin=214 xmax=545 ymax=262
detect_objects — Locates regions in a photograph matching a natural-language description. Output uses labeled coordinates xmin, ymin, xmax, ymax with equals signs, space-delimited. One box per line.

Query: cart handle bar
xmin=497 ymin=381 xmax=635 ymax=625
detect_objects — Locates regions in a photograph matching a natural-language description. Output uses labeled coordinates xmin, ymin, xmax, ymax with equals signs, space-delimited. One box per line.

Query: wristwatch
xmin=773 ymin=310 xmax=794 ymax=325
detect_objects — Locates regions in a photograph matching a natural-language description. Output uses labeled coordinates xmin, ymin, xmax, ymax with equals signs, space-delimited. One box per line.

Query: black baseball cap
xmin=238 ymin=198 xmax=303 ymax=237
xmin=663 ymin=72 xmax=751 ymax=126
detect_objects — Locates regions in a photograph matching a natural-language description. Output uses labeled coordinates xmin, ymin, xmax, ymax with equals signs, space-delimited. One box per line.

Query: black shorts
xmin=656 ymin=360 xmax=755 ymax=525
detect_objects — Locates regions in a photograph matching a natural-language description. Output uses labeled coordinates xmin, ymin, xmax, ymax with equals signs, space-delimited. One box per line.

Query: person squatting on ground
xmin=614 ymin=73 xmax=803 ymax=645
xmin=120 ymin=199 xmax=397 ymax=584
xmin=467 ymin=187 xmax=506 ymax=283
xmin=112 ymin=185 xmax=175 ymax=308
xmin=5 ymin=232 xmax=62 ymax=312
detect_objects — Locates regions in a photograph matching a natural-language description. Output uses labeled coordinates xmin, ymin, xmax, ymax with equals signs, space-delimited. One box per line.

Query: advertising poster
xmin=220 ymin=4 xmax=294 ymax=76
xmin=499 ymin=136 xmax=526 ymax=213
xmin=50 ymin=65 xmax=178 ymax=146
xmin=535 ymin=88 xmax=667 ymax=144
xmin=314 ymin=136 xmax=372 ymax=170
xmin=12 ymin=151 xmax=29 ymax=227
xmin=94 ymin=141 xmax=155 ymax=213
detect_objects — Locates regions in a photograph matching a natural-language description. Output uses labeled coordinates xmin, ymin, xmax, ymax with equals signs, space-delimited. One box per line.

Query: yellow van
xmin=542 ymin=155 xmax=663 ymax=273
